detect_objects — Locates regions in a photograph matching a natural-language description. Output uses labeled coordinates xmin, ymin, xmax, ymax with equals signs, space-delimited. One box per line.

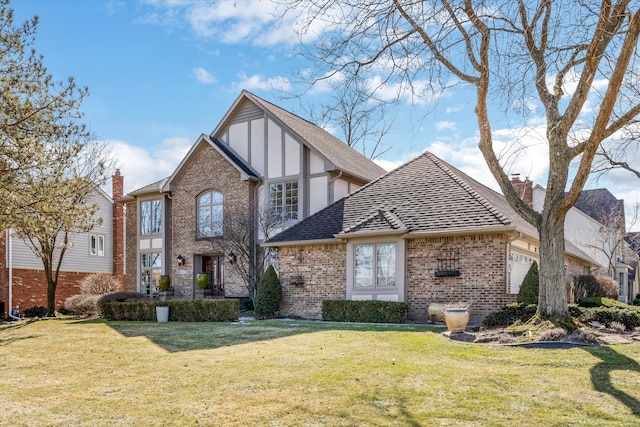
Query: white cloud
xmin=105 ymin=137 xmax=193 ymax=194
xmin=445 ymin=105 xmax=462 ymax=114
xmin=192 ymin=67 xmax=216 ymax=84
xmin=435 ymin=121 xmax=457 ymax=131
xmin=233 ymin=72 xmax=290 ymax=92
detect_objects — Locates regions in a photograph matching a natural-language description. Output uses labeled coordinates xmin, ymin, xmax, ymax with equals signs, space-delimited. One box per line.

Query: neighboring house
xmin=527 ymin=183 xmax=638 ymax=303
xmin=0 ymin=171 xmax=125 ymax=317
xmin=264 ymin=152 xmax=598 ymax=322
xmin=119 ymin=90 xmax=386 ymax=299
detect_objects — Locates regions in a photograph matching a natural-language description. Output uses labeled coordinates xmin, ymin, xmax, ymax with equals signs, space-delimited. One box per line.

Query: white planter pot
xmin=428 ymin=303 xmax=445 ymax=323
xmin=444 ymin=308 xmax=469 ymax=333
xmin=156 ymin=306 xmax=169 ymax=323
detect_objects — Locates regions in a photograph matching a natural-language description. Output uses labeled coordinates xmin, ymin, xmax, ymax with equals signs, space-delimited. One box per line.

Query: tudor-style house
xmin=120 ymin=90 xmax=386 ymax=299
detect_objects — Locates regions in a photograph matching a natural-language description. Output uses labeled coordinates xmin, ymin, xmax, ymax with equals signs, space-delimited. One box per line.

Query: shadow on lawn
xmin=584 ymin=346 xmax=640 ymax=417
xmin=92 ymin=318 xmax=436 ymax=353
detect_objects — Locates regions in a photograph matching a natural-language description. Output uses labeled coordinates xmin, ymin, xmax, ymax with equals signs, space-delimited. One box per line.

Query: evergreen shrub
xmin=517 ymin=261 xmax=539 ymax=305
xmin=322 ymin=300 xmax=409 ymax=323
xmin=254 ymin=265 xmax=282 ymax=318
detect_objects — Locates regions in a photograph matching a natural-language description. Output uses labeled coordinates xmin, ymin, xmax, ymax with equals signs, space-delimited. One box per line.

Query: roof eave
xmin=405 ymin=224 xmax=517 ymax=238
xmin=262 ymin=238 xmax=342 ymax=248
xmin=335 ymin=228 xmax=408 ymax=239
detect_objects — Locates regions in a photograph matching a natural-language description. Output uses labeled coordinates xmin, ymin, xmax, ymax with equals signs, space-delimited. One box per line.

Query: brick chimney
xmin=511 ymin=174 xmax=533 ymax=207
xmin=112 ymin=170 xmax=125 ymax=287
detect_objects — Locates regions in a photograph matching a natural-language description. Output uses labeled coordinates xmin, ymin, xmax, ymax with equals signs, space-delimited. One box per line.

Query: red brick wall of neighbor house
xmin=169 ymin=142 xmax=256 ymax=298
xmin=0 ymin=234 xmax=8 ymax=316
xmin=277 ymin=244 xmax=347 ymax=319
xmin=124 ymin=200 xmax=138 ymax=292
xmin=9 ymin=269 xmax=95 ymax=312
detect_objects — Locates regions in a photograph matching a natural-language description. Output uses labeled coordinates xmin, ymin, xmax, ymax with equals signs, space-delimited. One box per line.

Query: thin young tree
xmin=283 ymin=0 xmax=640 ymax=321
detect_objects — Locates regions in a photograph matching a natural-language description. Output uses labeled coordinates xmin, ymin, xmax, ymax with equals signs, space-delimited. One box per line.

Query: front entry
xmin=201 ymin=255 xmax=225 ymax=297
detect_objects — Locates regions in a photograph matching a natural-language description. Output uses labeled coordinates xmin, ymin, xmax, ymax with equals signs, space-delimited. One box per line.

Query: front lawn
xmin=1 ymin=318 xmax=640 ymax=426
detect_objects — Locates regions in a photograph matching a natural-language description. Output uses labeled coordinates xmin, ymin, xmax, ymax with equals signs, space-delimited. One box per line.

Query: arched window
xmin=198 ymin=191 xmax=223 ymax=237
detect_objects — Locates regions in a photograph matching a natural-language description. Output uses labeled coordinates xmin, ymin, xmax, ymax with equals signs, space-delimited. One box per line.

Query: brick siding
xmin=277 ymin=233 xmax=513 ymax=322
xmin=168 ymin=142 xmax=257 ymax=299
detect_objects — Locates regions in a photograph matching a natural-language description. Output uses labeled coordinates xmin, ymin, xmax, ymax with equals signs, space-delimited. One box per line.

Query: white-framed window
xmin=89 ymin=234 xmax=105 ymax=257
xmin=141 ymin=199 xmax=162 ymax=235
xmin=198 ymin=191 xmax=224 ymax=237
xmin=354 ymin=243 xmax=397 ymax=289
xmin=140 ymin=252 xmax=162 ymax=296
xmin=270 ymin=180 xmax=298 ymax=221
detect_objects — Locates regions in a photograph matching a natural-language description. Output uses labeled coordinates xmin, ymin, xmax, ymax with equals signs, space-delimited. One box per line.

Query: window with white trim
xmin=354 ymin=243 xmax=397 ymax=288
xmin=89 ymin=234 xmax=105 ymax=257
xmin=140 ymin=252 xmax=161 ymax=296
xmin=198 ymin=191 xmax=224 ymax=237
xmin=141 ymin=199 xmax=162 ymax=235
xmin=270 ymin=181 xmax=298 ymax=221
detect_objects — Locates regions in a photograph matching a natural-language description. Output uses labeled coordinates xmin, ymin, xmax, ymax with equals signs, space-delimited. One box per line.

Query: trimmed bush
xmin=254 ymin=265 xmax=282 ymax=318
xmin=517 ymin=261 xmax=539 ymax=305
xmin=482 ymin=303 xmax=537 ymax=328
xmin=79 ymin=273 xmax=122 ymax=295
xmin=322 ymin=300 xmax=409 ymax=323
xmin=64 ymin=295 xmax=102 ymax=316
xmin=574 ymin=274 xmax=619 ymax=300
xmin=580 ymin=307 xmax=640 ymax=330
xmin=98 ymin=292 xmax=146 ymax=304
xmin=24 ymin=306 xmax=48 ymax=318
xmin=100 ymin=299 xmax=240 ymax=322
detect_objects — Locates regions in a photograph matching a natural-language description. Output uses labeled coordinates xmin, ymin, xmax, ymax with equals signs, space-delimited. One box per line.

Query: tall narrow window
xmin=270 ymin=180 xmax=298 ymax=221
xmin=141 ymin=199 xmax=162 ymax=235
xmin=89 ymin=234 xmax=105 ymax=257
xmin=198 ymin=191 xmax=224 ymax=237
xmin=140 ymin=252 xmax=162 ymax=296
xmin=354 ymin=243 xmax=396 ymax=288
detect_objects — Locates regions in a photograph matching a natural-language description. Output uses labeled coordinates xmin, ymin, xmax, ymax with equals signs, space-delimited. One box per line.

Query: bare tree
xmin=11 ymin=140 xmax=114 ymax=316
xmin=282 ymin=0 xmax=640 ymax=320
xmin=209 ymin=203 xmax=285 ymax=303
xmin=297 ymin=72 xmax=395 ymax=160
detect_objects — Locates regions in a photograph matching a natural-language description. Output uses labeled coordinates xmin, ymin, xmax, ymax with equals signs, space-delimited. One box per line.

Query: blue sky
xmin=11 ymin=0 xmax=640 ymax=230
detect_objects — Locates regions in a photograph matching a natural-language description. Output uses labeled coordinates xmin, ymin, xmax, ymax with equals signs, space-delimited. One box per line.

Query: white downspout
xmin=7 ymin=229 xmax=20 ymax=320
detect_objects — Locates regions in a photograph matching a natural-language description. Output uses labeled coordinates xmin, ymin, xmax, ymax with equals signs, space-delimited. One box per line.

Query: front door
xmin=202 ymin=255 xmax=225 ymax=296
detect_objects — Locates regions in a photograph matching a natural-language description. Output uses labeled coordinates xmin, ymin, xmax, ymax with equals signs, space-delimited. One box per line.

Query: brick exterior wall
xmin=406 ymin=234 xmax=510 ymax=322
xmin=277 ymin=243 xmax=347 ymax=319
xmin=124 ymin=200 xmax=138 ymax=292
xmin=112 ymin=170 xmax=126 ymax=285
xmin=6 ymin=269 xmax=96 ymax=313
xmin=277 ymin=233 xmax=513 ymax=322
xmin=168 ymin=142 xmax=257 ymax=299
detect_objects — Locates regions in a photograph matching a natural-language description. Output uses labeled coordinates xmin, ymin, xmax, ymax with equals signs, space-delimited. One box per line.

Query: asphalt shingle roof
xmin=574 ymin=188 xmax=625 ymax=229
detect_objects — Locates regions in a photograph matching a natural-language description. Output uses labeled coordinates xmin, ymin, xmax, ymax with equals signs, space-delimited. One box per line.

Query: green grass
xmin=2 ymin=318 xmax=640 ymax=426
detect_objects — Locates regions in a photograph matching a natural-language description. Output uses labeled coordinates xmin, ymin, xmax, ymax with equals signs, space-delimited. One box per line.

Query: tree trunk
xmin=46 ymin=277 xmax=57 ymax=317
xmin=537 ymin=211 xmax=569 ymax=320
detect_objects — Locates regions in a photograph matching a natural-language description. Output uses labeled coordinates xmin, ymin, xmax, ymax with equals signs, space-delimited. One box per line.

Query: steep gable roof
xmin=213 ymin=90 xmax=387 ymax=183
xmin=574 ymin=188 xmax=625 ymax=230
xmin=266 ymin=151 xmax=596 ymax=265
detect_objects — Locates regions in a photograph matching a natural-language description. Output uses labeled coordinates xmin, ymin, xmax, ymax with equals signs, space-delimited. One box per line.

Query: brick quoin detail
xmin=112 ymin=169 xmax=126 ymax=285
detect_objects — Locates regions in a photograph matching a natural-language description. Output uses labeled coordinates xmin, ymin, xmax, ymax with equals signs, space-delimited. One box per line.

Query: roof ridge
xmin=343 ymin=206 xmax=406 ymax=234
xmin=425 ymin=152 xmax=512 ymax=226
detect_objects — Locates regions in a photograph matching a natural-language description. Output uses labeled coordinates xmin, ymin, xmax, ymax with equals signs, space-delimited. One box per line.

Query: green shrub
xmin=100 ymin=299 xmax=240 ymax=322
xmin=64 ymin=295 xmax=102 ymax=316
xmin=577 ymin=297 xmax=640 ymax=311
xmin=580 ymin=306 xmax=640 ymax=330
xmin=517 ymin=261 xmax=539 ymax=305
xmin=254 ymin=265 xmax=282 ymax=318
xmin=98 ymin=292 xmax=146 ymax=304
xmin=24 ymin=306 xmax=48 ymax=318
xmin=482 ymin=303 xmax=537 ymax=328
xmin=322 ymin=300 xmax=409 ymax=323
